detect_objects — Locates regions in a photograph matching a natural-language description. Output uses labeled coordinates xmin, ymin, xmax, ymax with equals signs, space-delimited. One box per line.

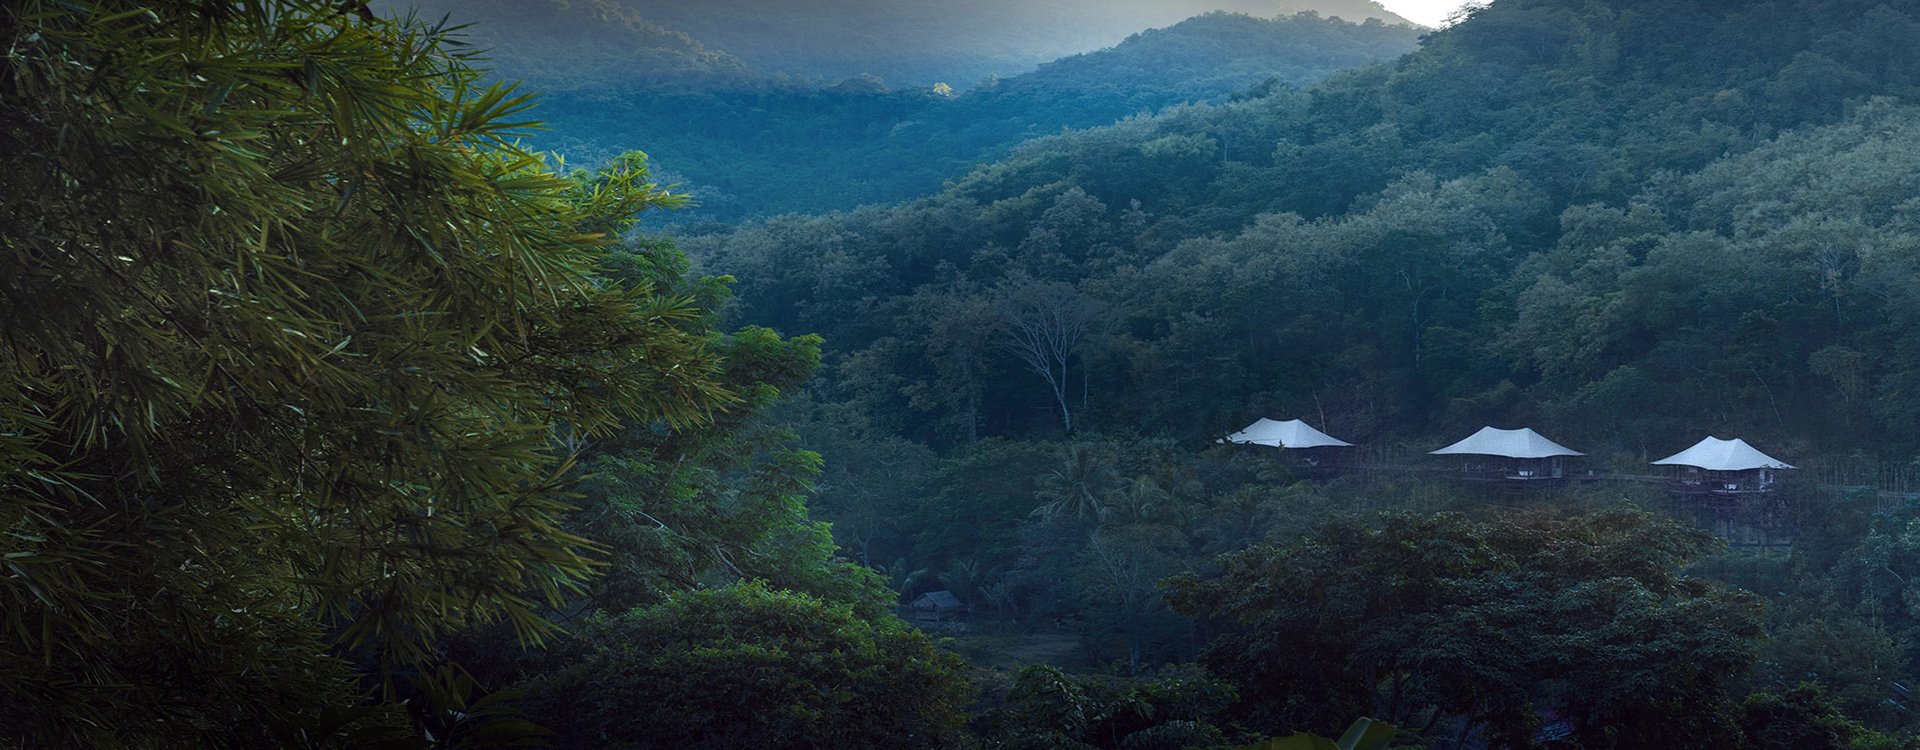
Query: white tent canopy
xmin=1223 ymin=418 xmax=1353 ymax=449
xmin=1430 ymin=427 xmax=1583 ymax=459
xmin=1652 ymin=437 xmax=1795 ymax=471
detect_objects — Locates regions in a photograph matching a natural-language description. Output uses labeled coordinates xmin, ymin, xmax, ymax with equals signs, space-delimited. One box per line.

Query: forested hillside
xmin=534 ymin=12 xmax=1422 ymax=220
xmin=672 ymin=6 xmax=1920 ymax=742
xmin=15 ymin=2 xmax=1920 ymax=750
xmin=690 ymin=0 xmax=1920 ymax=457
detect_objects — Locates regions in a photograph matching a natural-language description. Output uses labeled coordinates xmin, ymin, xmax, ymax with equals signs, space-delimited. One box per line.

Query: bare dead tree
xmin=1813 ymin=244 xmax=1856 ymax=325
xmin=1080 ymin=528 xmax=1173 ymax=675
xmin=998 ymin=281 xmax=1098 ymax=435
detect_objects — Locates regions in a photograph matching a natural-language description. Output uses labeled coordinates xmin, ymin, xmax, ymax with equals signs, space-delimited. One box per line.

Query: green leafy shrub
xmin=520 ymin=581 xmax=972 ymax=749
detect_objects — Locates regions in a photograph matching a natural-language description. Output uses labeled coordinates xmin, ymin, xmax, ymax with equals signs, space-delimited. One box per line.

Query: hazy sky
xmin=1376 ymin=0 xmax=1477 ymax=27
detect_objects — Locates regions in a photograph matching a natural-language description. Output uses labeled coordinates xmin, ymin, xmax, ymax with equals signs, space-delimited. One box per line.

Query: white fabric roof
xmin=1430 ymin=427 xmax=1583 ymax=459
xmin=1224 ymin=418 xmax=1353 ymax=449
xmin=1652 ymin=437 xmax=1795 ymax=471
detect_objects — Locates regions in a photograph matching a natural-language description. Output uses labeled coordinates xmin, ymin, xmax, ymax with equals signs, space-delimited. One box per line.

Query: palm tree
xmin=1104 ymin=474 xmax=1173 ymax=525
xmin=1032 ymin=443 xmax=1119 ymax=520
xmin=938 ymin=558 xmax=986 ymax=604
xmin=879 ymin=558 xmax=931 ymax=604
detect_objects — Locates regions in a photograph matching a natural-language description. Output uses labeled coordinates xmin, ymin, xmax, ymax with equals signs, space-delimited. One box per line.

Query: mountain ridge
xmin=529 ymin=11 xmax=1421 ymax=221
xmin=626 ymin=0 xmax=1418 ymax=86
xmin=376 ymin=0 xmax=1420 ymax=91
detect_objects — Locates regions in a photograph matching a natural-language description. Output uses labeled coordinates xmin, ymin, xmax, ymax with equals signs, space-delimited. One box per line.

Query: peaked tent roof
xmin=1652 ymin=437 xmax=1795 ymax=471
xmin=1430 ymin=427 xmax=1584 ymax=459
xmin=1223 ymin=418 xmax=1354 ymax=449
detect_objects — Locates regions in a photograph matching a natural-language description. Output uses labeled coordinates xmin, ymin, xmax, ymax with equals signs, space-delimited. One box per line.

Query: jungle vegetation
xmin=8 ymin=1 xmax=1920 ymax=749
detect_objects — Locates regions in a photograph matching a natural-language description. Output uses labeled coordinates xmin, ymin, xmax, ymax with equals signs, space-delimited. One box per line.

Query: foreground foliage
xmin=0 ymin=1 xmax=730 ymax=744
xmin=1739 ymin=683 xmax=1919 ymax=750
xmin=1166 ymin=508 xmax=1766 ymax=748
xmin=520 ymin=582 xmax=973 ymax=749
xmin=1237 ymin=718 xmax=1400 ymax=750
xmin=971 ymin=665 xmax=1238 ymax=749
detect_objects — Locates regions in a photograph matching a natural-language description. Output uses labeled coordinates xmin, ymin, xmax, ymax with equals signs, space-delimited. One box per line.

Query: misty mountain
xmin=532 ymin=12 xmax=1420 ymax=221
xmin=380 ymin=0 xmax=1419 ymax=92
xmin=624 ymin=0 xmax=1417 ymax=85
xmin=373 ymin=0 xmax=756 ymax=91
xmin=1000 ymin=11 xmax=1417 ymax=97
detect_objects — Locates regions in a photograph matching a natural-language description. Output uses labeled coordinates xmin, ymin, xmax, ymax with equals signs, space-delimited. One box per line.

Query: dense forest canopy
xmin=688 ymin=0 xmax=1920 ymax=458
xmin=665 ymin=3 xmax=1920 ymax=741
xmin=11 ymin=0 xmax=1920 ymax=749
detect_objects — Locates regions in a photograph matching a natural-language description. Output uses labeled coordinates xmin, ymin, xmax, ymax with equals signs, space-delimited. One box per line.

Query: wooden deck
xmin=1266 ymin=445 xmax=1920 ymax=548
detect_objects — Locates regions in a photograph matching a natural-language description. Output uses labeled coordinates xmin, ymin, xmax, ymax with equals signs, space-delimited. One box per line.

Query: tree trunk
xmin=966 ymin=387 xmax=980 ymax=443
xmin=1056 ymin=360 xmax=1073 ymax=435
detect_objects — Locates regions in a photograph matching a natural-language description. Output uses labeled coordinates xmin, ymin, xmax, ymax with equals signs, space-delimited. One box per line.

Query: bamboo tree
xmin=0 ymin=2 xmax=730 ymax=745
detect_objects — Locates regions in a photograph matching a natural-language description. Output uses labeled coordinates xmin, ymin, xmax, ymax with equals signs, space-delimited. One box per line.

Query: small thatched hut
xmin=911 ymin=591 xmax=966 ymax=622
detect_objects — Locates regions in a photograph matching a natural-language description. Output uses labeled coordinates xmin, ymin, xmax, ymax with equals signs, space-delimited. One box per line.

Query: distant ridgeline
xmin=375 ymin=0 xmax=1417 ymax=90
xmin=373 ymin=0 xmax=1424 ymax=221
xmin=684 ymin=0 xmax=1920 ymax=461
xmin=620 ymin=0 xmax=1419 ymax=87
xmin=535 ymin=13 xmax=1424 ymax=221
